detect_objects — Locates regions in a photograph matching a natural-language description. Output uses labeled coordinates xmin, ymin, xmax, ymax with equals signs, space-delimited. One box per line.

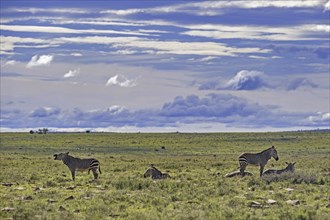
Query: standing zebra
xmin=238 ymin=146 xmax=279 ymax=177
xmin=54 ymin=152 xmax=101 ymax=181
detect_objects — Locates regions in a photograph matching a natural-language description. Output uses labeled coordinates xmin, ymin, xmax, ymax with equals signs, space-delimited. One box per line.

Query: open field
xmin=0 ymin=132 xmax=329 ymax=220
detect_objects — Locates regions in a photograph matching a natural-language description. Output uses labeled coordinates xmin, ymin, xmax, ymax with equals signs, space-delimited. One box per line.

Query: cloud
xmin=307 ymin=112 xmax=330 ymax=124
xmin=100 ymin=1 xmax=326 ymax=16
xmin=49 ymin=17 xmax=150 ymax=27
xmin=116 ymin=38 xmax=270 ymax=56
xmin=225 ymin=70 xmax=267 ymax=90
xmin=1 ymin=93 xmax=329 ymax=129
xmin=287 ymin=78 xmax=318 ymax=90
xmin=182 ymin=24 xmax=330 ymax=41
xmin=0 ymin=24 xmax=150 ymax=36
xmin=197 ymin=73 xmax=321 ymax=92
xmin=198 ymin=81 xmax=221 ymax=90
xmin=324 ymin=0 xmax=330 ymax=11
xmin=200 ymin=56 xmax=217 ymax=62
xmin=0 ymin=36 xmax=50 ymax=53
xmin=194 ymin=1 xmax=326 ymax=10
xmin=3 ymin=94 xmax=270 ymax=128
xmin=101 ymin=8 xmax=145 ymax=16
xmin=160 ymin=94 xmax=267 ymax=118
xmin=29 ymin=106 xmax=61 ymax=117
xmin=56 ymin=36 xmax=270 ymax=56
xmin=64 ymin=68 xmax=80 ymax=78
xmin=2 ymin=30 xmax=270 ymax=57
xmin=6 ymin=7 xmax=88 ymax=14
xmin=106 ymin=74 xmax=137 ymax=87
xmin=197 ymin=70 xmax=270 ymax=91
xmin=71 ymin=53 xmax=82 ymax=57
xmin=26 ymin=54 xmax=54 ymax=68
xmin=2 ymin=60 xmax=16 ymax=66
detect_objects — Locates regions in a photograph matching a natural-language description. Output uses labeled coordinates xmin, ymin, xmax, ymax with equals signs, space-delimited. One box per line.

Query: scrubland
xmin=0 ymin=132 xmax=329 ymax=219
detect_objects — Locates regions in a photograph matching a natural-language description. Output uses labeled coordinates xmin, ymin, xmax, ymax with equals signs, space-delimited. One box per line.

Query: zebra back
xmin=144 ymin=165 xmax=167 ymax=179
xmin=239 ymin=146 xmax=278 ymax=165
xmin=54 ymin=152 xmax=100 ymax=171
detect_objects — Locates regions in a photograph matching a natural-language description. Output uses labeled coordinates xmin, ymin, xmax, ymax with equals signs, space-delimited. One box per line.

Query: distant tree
xmin=42 ymin=128 xmax=48 ymax=134
xmin=37 ymin=128 xmax=48 ymax=134
xmin=86 ymin=130 xmax=91 ymax=133
xmin=29 ymin=130 xmax=34 ymax=134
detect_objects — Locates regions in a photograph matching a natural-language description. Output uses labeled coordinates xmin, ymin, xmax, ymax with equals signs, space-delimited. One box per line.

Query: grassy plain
xmin=0 ymin=132 xmax=329 ymax=220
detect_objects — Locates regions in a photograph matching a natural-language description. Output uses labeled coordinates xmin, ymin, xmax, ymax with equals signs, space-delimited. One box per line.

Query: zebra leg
xmin=71 ymin=170 xmax=75 ymax=181
xmin=239 ymin=162 xmax=247 ymax=176
xmin=259 ymin=165 xmax=264 ymax=177
xmin=92 ymin=168 xmax=98 ymax=179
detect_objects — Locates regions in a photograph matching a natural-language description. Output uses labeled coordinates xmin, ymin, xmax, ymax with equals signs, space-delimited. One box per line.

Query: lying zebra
xmin=54 ymin=152 xmax=101 ymax=181
xmin=143 ymin=164 xmax=170 ymax=179
xmin=263 ymin=162 xmax=296 ymax=176
xmin=224 ymin=170 xmax=253 ymax=178
xmin=239 ymin=146 xmax=279 ymax=177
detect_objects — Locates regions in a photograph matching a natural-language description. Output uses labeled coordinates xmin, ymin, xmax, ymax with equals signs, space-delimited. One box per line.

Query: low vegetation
xmin=0 ymin=132 xmax=329 ymax=219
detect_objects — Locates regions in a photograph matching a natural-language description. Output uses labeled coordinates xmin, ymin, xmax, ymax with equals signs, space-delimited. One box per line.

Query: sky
xmin=0 ymin=0 xmax=329 ymax=132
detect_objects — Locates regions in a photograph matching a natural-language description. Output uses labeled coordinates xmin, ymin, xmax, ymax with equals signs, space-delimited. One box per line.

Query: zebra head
xmin=285 ymin=162 xmax=296 ymax=172
xmin=54 ymin=152 xmax=69 ymax=160
xmin=143 ymin=167 xmax=153 ymax=178
xmin=143 ymin=164 xmax=157 ymax=177
xmin=270 ymin=146 xmax=279 ymax=161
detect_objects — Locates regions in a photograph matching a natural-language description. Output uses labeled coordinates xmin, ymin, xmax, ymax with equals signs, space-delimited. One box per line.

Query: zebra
xmin=238 ymin=146 xmax=279 ymax=177
xmin=263 ymin=162 xmax=295 ymax=176
xmin=143 ymin=164 xmax=170 ymax=179
xmin=53 ymin=152 xmax=101 ymax=181
xmin=224 ymin=170 xmax=253 ymax=178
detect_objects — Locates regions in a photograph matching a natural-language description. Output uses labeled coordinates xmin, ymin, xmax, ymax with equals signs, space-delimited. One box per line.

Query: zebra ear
xmin=293 ymin=162 xmax=296 ymax=165
xmin=285 ymin=162 xmax=289 ymax=165
xmin=66 ymin=152 xmax=69 ymax=155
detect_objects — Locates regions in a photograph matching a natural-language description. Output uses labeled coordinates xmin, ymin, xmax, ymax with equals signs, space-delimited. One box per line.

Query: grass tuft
xmin=262 ymin=171 xmax=324 ymax=185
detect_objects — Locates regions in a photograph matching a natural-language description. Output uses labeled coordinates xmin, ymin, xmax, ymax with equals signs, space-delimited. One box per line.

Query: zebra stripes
xmin=54 ymin=152 xmax=101 ymax=181
xmin=144 ymin=164 xmax=170 ymax=179
xmin=52 ymin=146 xmax=281 ymax=182
xmin=238 ymin=146 xmax=279 ymax=177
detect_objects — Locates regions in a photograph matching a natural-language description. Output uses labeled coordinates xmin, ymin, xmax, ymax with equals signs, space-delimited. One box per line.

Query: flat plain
xmin=0 ymin=132 xmax=329 ymax=220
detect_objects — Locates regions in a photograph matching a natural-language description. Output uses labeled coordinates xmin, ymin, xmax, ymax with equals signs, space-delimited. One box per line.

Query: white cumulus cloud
xmin=64 ymin=68 xmax=80 ymax=78
xmin=26 ymin=54 xmax=53 ymax=68
xmin=308 ymin=112 xmax=330 ymax=124
xmin=3 ymin=60 xmax=17 ymax=66
xmin=225 ymin=70 xmax=266 ymax=90
xmin=106 ymin=74 xmax=137 ymax=87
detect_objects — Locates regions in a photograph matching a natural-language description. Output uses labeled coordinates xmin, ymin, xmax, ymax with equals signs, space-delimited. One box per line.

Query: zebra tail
xmin=99 ymin=166 xmax=102 ymax=174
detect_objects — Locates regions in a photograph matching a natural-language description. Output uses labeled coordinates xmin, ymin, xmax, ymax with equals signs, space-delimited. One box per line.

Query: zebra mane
xmin=62 ymin=154 xmax=77 ymax=165
xmin=151 ymin=165 xmax=161 ymax=173
xmin=260 ymin=146 xmax=274 ymax=154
